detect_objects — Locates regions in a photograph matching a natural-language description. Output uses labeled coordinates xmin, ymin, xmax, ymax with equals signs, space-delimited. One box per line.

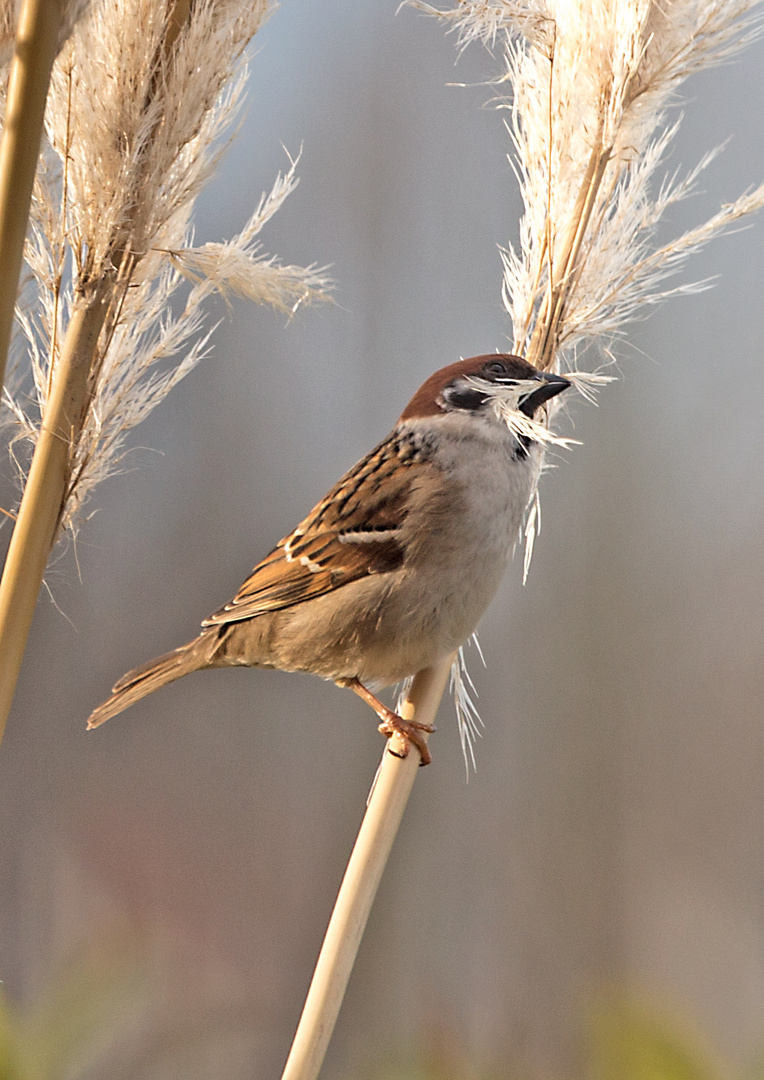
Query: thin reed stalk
xmin=0 ymin=286 xmax=109 ymax=740
xmin=0 ymin=0 xmax=63 ymax=393
xmin=0 ymin=0 xmax=327 ymax=742
xmin=281 ymin=657 xmax=453 ymax=1080
xmin=0 ymin=2 xmax=190 ymax=740
xmin=526 ymin=135 xmax=613 ymax=369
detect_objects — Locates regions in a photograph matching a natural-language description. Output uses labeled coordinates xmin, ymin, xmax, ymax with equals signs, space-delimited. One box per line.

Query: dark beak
xmin=518 ymin=372 xmax=571 ymax=417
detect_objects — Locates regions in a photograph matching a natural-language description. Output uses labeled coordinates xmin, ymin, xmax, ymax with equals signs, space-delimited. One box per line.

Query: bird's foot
xmin=377 ymin=711 xmax=434 ymax=766
xmin=337 ymin=677 xmax=435 ymax=766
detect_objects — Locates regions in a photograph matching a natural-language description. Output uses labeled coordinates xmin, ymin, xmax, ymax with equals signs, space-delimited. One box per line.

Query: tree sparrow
xmin=87 ymin=354 xmax=570 ymax=764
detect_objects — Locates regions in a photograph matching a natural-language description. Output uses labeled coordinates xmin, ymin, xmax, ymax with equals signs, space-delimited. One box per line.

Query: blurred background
xmin=1 ymin=2 xmax=764 ymax=1077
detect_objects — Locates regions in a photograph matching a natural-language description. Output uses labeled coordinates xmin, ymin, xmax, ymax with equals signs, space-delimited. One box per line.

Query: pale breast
xmin=233 ymin=414 xmax=544 ymax=686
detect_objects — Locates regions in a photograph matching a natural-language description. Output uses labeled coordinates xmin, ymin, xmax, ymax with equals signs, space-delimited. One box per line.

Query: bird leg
xmin=337 ymin=677 xmax=435 ymax=766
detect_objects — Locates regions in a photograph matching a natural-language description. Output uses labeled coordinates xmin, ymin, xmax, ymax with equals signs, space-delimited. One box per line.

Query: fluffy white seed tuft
xmin=3 ymin=0 xmax=331 ymax=540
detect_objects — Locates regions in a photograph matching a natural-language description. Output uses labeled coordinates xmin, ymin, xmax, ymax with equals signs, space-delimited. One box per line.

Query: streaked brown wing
xmin=202 ymin=433 xmax=420 ymax=627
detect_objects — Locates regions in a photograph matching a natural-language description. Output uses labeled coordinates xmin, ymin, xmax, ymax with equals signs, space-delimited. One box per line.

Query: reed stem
xmin=527 ymin=135 xmax=612 ymax=371
xmin=0 ymin=0 xmax=63 ymax=393
xmin=0 ymin=0 xmax=196 ymax=746
xmin=0 ymin=284 xmax=111 ymax=742
xmin=280 ymin=656 xmax=453 ymax=1080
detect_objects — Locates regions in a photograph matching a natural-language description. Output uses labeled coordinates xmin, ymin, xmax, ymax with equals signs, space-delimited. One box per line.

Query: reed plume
xmin=420 ymin=0 xmax=764 ymax=373
xmin=0 ymin=0 xmax=330 ymax=736
xmin=6 ymin=3 xmax=328 ymax=533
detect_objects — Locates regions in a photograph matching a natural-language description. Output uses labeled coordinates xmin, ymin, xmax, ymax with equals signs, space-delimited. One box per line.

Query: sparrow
xmin=87 ymin=354 xmax=570 ymax=764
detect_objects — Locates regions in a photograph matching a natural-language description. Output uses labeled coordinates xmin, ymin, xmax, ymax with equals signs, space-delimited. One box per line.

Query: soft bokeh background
xmin=1 ymin=3 xmax=764 ymax=1077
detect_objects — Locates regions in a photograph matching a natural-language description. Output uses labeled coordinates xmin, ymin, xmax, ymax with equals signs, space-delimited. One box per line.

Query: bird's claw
xmin=337 ymin=676 xmax=435 ymax=765
xmin=378 ymin=714 xmax=435 ymax=766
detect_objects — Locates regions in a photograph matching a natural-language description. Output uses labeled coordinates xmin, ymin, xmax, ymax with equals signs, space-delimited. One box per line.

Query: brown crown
xmin=399 ymin=353 xmax=542 ymax=421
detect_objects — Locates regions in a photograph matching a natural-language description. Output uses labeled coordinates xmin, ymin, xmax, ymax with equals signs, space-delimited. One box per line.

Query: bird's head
xmin=399 ymin=354 xmax=571 ymax=441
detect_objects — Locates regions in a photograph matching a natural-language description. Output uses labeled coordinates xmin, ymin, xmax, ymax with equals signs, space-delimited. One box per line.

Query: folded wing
xmin=202 ymin=434 xmax=419 ymax=626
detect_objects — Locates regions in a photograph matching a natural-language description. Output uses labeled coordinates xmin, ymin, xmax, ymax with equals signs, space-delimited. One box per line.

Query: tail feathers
xmin=87 ymin=638 xmax=210 ymax=729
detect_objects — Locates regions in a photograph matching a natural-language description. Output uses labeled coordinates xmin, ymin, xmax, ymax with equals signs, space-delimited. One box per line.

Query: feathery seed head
xmin=425 ymin=0 xmax=764 ymax=373
xmin=5 ymin=0 xmax=331 ymax=541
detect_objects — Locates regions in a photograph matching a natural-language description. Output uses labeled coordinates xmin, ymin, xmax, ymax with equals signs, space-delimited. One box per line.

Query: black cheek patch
xmin=513 ymin=435 xmax=530 ymax=461
xmin=444 ymin=387 xmax=488 ymax=411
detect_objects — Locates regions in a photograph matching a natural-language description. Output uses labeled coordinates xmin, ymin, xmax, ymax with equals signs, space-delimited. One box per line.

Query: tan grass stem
xmin=527 ymin=134 xmax=612 ymax=370
xmin=0 ymin=0 xmax=196 ymax=744
xmin=0 ymin=0 xmax=63 ymax=393
xmin=280 ymin=656 xmax=453 ymax=1080
xmin=0 ymin=285 xmax=110 ymax=740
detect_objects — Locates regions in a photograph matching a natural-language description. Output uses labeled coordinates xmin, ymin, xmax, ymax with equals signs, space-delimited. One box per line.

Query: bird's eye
xmin=485 ymin=360 xmax=506 ymax=375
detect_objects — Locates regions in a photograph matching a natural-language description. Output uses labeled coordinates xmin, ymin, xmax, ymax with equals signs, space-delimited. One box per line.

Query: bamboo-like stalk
xmin=0 ymin=284 xmax=110 ymax=740
xmin=280 ymin=656 xmax=453 ymax=1080
xmin=0 ymin=0 xmax=63 ymax=393
xmin=526 ymin=135 xmax=612 ymax=371
xmin=0 ymin=0 xmax=194 ymax=744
